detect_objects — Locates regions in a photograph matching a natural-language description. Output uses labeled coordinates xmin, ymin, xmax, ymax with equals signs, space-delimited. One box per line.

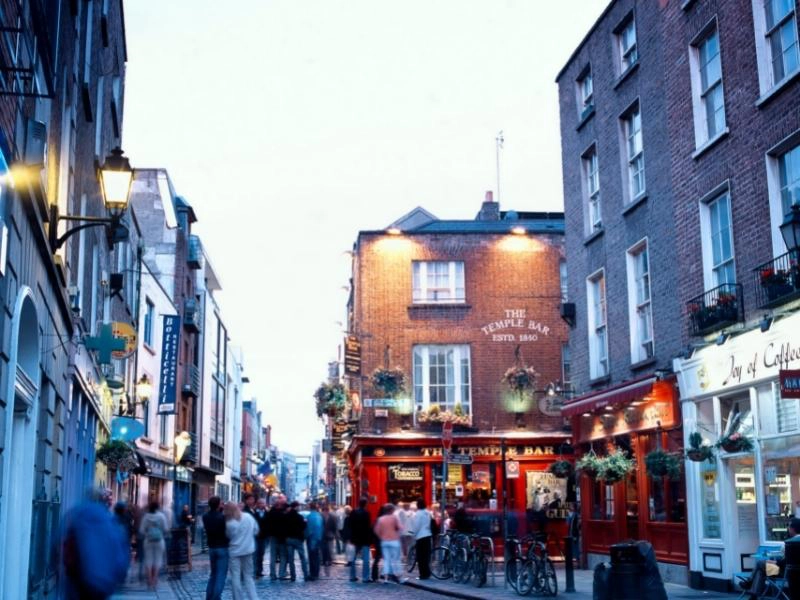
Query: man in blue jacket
xmin=306 ymin=501 xmax=324 ymax=580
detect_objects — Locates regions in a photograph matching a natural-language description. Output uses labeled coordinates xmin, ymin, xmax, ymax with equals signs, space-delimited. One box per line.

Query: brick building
xmin=558 ymin=0 xmax=800 ymax=591
xmin=342 ymin=194 xmax=571 ymax=544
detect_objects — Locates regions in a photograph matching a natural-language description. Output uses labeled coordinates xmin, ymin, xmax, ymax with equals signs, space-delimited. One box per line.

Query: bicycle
xmin=516 ymin=533 xmax=557 ymax=597
xmin=505 ymin=536 xmax=523 ymax=592
xmin=405 ymin=543 xmax=417 ymax=573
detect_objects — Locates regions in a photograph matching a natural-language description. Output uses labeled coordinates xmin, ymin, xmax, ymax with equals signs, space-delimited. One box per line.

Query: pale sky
xmin=123 ymin=0 xmax=608 ymax=455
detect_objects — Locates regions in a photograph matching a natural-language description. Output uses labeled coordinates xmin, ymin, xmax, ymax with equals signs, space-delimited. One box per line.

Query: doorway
xmin=727 ymin=456 xmax=760 ymax=571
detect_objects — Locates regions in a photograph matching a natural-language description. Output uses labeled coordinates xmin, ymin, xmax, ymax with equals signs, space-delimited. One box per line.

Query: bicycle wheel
xmin=505 ymin=556 xmax=521 ymax=591
xmin=540 ymin=558 xmax=557 ymax=597
xmin=406 ymin=545 xmax=417 ymax=573
xmin=516 ymin=559 xmax=537 ymax=596
xmin=472 ymin=553 xmax=488 ymax=588
xmin=453 ymin=547 xmax=470 ymax=583
xmin=431 ymin=546 xmax=452 ymax=580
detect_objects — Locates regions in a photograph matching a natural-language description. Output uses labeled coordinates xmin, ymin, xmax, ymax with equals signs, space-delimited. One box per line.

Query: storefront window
xmin=466 ymin=463 xmax=495 ymax=508
xmin=699 ymin=460 xmax=721 ymax=538
xmin=589 ymin=479 xmax=615 ymax=520
xmin=760 ymin=383 xmax=800 ymax=436
xmin=720 ymin=394 xmax=754 ymax=438
xmin=762 ymin=435 xmax=800 ymax=541
xmin=645 ymin=431 xmax=686 ymax=523
xmin=387 ymin=464 xmax=425 ymax=503
xmin=696 ymin=398 xmax=716 ymax=443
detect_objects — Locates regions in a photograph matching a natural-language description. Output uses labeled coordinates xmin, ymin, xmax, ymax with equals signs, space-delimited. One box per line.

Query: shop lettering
xmin=420 ymin=445 xmax=554 ymax=457
xmin=481 ymin=309 xmax=550 ymax=343
xmin=720 ymin=341 xmax=800 ymax=387
xmin=388 ymin=465 xmax=423 ymax=481
xmin=764 ymin=342 xmax=800 ymax=371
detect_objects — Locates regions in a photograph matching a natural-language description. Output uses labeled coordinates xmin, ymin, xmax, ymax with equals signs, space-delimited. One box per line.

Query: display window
xmin=699 ymin=460 xmax=721 ymax=539
xmin=387 ymin=463 xmax=425 ymax=503
xmin=645 ymin=431 xmax=686 ymax=523
xmin=761 ymin=435 xmax=800 ymax=541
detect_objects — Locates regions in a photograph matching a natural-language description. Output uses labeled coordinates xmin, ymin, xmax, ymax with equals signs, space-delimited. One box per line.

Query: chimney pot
xmin=485 ymin=191 xmax=493 ymax=203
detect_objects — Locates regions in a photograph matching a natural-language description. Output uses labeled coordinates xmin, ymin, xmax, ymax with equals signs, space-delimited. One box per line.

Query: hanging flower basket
xmin=685 ymin=432 xmax=715 ymax=463
xmin=501 ymin=364 xmax=539 ymax=395
xmin=371 ymin=367 xmax=407 ymax=398
xmin=598 ymin=448 xmax=635 ymax=484
xmin=548 ymin=460 xmax=574 ymax=479
xmin=417 ymin=404 xmax=472 ymax=427
xmin=576 ymin=451 xmax=603 ymax=478
xmin=715 ymin=432 xmax=754 ymax=454
xmin=314 ymin=382 xmax=347 ymax=418
xmin=645 ymin=449 xmax=682 ymax=481
xmin=96 ymin=439 xmax=138 ymax=471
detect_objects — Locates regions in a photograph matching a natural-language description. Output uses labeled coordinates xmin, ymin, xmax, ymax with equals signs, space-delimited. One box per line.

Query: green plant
xmin=453 ymin=403 xmax=464 ymax=417
xmin=715 ymin=431 xmax=754 ymax=453
xmin=644 ymin=449 xmax=682 ymax=481
xmin=598 ymin=448 xmax=635 ymax=484
xmin=371 ymin=367 xmax=407 ymax=398
xmin=96 ymin=439 xmax=138 ymax=471
xmin=576 ymin=451 xmax=603 ymax=476
xmin=548 ymin=460 xmax=573 ymax=479
xmin=428 ymin=403 xmax=441 ymax=417
xmin=685 ymin=432 xmax=715 ymax=462
xmin=314 ymin=382 xmax=347 ymax=418
xmin=416 ymin=407 xmax=471 ymax=426
xmin=501 ymin=364 xmax=539 ymax=395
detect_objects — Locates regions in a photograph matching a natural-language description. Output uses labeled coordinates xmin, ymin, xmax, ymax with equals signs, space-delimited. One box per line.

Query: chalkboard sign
xmin=167 ymin=528 xmax=190 ymax=568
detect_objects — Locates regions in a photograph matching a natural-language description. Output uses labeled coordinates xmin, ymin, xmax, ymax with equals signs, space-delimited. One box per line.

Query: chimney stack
xmin=476 ymin=190 xmax=500 ymax=221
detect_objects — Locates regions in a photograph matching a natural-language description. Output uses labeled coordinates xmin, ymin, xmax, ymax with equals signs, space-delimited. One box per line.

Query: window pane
xmin=780 ymin=146 xmax=800 ymax=214
xmin=700 ymin=32 xmax=722 ymax=91
xmin=767 ymin=0 xmax=794 ymax=29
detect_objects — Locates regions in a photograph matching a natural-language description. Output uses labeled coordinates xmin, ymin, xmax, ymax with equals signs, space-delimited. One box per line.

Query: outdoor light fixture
xmin=716 ymin=331 xmax=730 ymax=346
xmin=780 ymin=204 xmax=800 ymax=252
xmin=174 ymin=431 xmax=192 ymax=463
xmin=49 ymin=147 xmax=134 ymax=250
xmin=760 ymin=315 xmax=773 ymax=332
xmin=135 ymin=374 xmax=152 ymax=402
xmin=386 ymin=227 xmax=401 ymax=235
xmin=510 ymin=225 xmax=526 ymax=235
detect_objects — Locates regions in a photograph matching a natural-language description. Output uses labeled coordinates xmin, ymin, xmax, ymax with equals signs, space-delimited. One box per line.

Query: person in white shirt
xmin=407 ymin=498 xmax=433 ymax=579
xmin=224 ymin=502 xmax=258 ymax=600
xmin=396 ymin=502 xmax=412 ymax=558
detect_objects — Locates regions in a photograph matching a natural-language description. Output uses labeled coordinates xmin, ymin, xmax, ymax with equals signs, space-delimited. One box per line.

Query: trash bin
xmin=593 ymin=562 xmax=612 ymax=600
xmin=784 ymin=538 xmax=800 ymax=599
xmin=608 ymin=541 xmax=667 ymax=600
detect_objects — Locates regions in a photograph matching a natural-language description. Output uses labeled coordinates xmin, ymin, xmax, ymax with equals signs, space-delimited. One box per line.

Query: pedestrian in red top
xmin=374 ymin=504 xmax=402 ymax=583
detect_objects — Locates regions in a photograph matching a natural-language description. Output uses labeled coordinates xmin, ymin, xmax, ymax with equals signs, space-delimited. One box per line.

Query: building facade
xmin=341 ymin=195 xmax=571 ymax=549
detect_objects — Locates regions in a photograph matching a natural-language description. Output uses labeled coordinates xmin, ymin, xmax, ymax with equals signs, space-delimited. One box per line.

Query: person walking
xmin=375 ymin=503 xmax=402 ymax=583
xmin=409 ymin=498 xmax=433 ymax=580
xmin=284 ymin=501 xmax=310 ymax=581
xmin=267 ymin=495 xmax=286 ymax=580
xmin=349 ymin=498 xmax=373 ymax=583
xmin=138 ymin=500 xmax=169 ymax=591
xmin=306 ymin=501 xmax=324 ymax=580
xmin=224 ymin=502 xmax=258 ymax=600
xmin=202 ymin=497 xmax=229 ymax=600
xmin=322 ymin=504 xmax=337 ymax=575
xmin=335 ymin=504 xmax=346 ymax=554
xmin=249 ymin=498 xmax=269 ymax=578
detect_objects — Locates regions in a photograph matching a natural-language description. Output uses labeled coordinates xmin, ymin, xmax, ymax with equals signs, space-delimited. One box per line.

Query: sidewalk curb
xmin=402 ymin=579 xmax=492 ymax=600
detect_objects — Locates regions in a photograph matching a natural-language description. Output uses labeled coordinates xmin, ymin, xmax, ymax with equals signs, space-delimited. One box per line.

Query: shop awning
xmin=561 ymin=375 xmax=657 ymax=418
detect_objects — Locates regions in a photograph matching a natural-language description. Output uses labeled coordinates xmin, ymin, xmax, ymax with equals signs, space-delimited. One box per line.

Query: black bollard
xmin=564 ymin=535 xmax=576 ymax=593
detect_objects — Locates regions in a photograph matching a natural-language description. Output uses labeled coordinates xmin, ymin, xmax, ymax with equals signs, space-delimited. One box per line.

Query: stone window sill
xmin=630 ymin=356 xmax=657 ymax=372
xmin=692 ymin=128 xmax=730 ymax=160
xmin=589 ymin=374 xmax=611 ymax=387
xmin=583 ymin=228 xmax=604 ymax=246
xmin=613 ymin=61 xmax=640 ymax=90
xmin=756 ymin=69 xmax=800 ymax=108
xmin=622 ymin=193 xmax=648 ymax=216
xmin=576 ymin=105 xmax=595 ymax=131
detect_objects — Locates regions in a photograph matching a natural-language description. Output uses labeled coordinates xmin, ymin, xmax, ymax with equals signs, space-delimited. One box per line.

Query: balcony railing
xmin=187 ymin=235 xmax=202 ymax=269
xmin=687 ymin=283 xmax=744 ymax=336
xmin=182 ymin=364 xmax=200 ymax=398
xmin=752 ymin=249 xmax=800 ymax=309
xmin=184 ymin=298 xmax=202 ymax=333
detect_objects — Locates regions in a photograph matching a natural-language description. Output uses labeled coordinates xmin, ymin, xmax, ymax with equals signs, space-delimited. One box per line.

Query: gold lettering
xmin=533 ymin=447 xmax=543 ymax=455
xmin=507 ymin=447 xmax=518 ymax=457
xmin=421 ymin=448 xmax=430 ymax=457
xmin=543 ymin=446 xmax=554 ymax=455
xmin=523 ymin=446 xmax=534 ymax=456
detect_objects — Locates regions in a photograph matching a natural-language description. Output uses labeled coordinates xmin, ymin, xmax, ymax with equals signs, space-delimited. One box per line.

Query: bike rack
xmin=480 ymin=536 xmax=495 ymax=586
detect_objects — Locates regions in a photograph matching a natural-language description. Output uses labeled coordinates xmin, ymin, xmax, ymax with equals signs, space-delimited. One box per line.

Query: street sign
xmin=780 ymin=370 xmax=800 ymax=398
xmin=111 ymin=321 xmax=137 ymax=359
xmin=344 ymin=336 xmax=362 ymax=375
xmin=442 ymin=421 xmax=453 ymax=451
xmin=447 ymin=452 xmax=473 ymax=465
xmin=506 ymin=460 xmax=520 ymax=479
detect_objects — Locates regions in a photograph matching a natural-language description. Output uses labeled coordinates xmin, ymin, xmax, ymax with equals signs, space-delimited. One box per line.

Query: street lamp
xmin=780 ymin=204 xmax=800 ymax=252
xmin=49 ymin=147 xmax=134 ymax=250
xmin=135 ymin=374 xmax=153 ymax=403
xmin=173 ymin=431 xmax=192 ymax=521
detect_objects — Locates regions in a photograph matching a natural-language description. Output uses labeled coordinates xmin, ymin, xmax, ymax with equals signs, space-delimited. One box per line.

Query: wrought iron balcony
xmin=752 ymin=249 xmax=800 ymax=309
xmin=687 ymin=283 xmax=744 ymax=336
xmin=183 ymin=298 xmax=202 ymax=333
xmin=187 ymin=235 xmax=202 ymax=269
xmin=182 ymin=364 xmax=200 ymax=398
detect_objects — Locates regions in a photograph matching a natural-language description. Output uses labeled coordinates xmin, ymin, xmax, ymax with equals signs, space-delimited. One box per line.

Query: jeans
xmin=206 ymin=547 xmax=229 ymax=600
xmin=321 ymin=538 xmax=333 ymax=565
xmin=349 ymin=544 xmax=371 ymax=581
xmin=254 ymin=538 xmax=267 ymax=576
xmin=269 ymin=537 xmax=281 ymax=579
xmin=416 ymin=536 xmax=432 ymax=579
xmin=307 ymin=539 xmax=321 ymax=579
xmin=228 ymin=553 xmax=257 ymax=600
xmin=381 ymin=540 xmax=401 ymax=577
xmin=285 ymin=538 xmax=309 ymax=579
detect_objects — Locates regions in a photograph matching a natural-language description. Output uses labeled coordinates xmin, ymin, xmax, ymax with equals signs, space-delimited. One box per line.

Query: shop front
xmin=562 ymin=376 xmax=688 ymax=581
xmin=347 ymin=432 xmax=574 ymax=554
xmin=673 ymin=310 xmax=800 ymax=591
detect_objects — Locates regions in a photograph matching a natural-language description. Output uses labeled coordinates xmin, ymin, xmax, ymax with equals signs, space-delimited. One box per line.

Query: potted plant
xmin=314 ymin=382 xmax=347 ymax=418
xmin=685 ymin=432 xmax=715 ymax=462
xmin=96 ymin=439 xmax=138 ymax=471
xmin=760 ymin=267 xmax=794 ymax=301
xmin=644 ymin=449 xmax=682 ymax=481
xmin=371 ymin=366 xmax=407 ymax=398
xmin=576 ymin=451 xmax=603 ymax=478
xmin=716 ymin=431 xmax=754 ymax=453
xmin=598 ymin=448 xmax=635 ymax=484
xmin=501 ymin=364 xmax=539 ymax=396
xmin=548 ymin=460 xmax=574 ymax=479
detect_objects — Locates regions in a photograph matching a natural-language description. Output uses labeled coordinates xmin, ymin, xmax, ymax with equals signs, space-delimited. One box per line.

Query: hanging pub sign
xmin=344 ymin=336 xmax=361 ymax=375
xmin=780 ymin=370 xmax=800 ymax=399
xmin=157 ymin=315 xmax=181 ymax=414
xmin=388 ymin=464 xmax=424 ymax=482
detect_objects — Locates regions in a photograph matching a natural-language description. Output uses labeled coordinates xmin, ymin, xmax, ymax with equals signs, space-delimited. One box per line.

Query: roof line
xmin=555 ymin=0 xmax=617 ymax=82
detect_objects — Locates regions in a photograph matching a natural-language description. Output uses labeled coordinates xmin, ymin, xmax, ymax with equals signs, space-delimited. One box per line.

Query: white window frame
xmin=626 ymin=239 xmax=654 ymax=364
xmin=586 ymin=269 xmax=609 ymax=380
xmin=615 ymin=15 xmax=638 ymax=75
xmin=412 ymin=260 xmax=465 ymax=304
xmin=751 ymin=0 xmax=800 ymax=96
xmin=699 ymin=187 xmax=737 ymax=291
xmin=144 ymin=298 xmax=155 ymax=347
xmin=689 ymin=22 xmax=727 ymax=147
xmin=413 ymin=344 xmax=471 ymax=414
xmin=582 ymin=145 xmax=601 ymax=233
xmin=767 ymin=136 xmax=800 ymax=256
xmin=620 ymin=103 xmax=646 ymax=203
xmin=576 ymin=64 xmax=593 ymax=118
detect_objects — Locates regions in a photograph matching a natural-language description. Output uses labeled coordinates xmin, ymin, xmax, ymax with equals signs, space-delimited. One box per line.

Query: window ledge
xmin=622 ymin=193 xmax=648 ymax=216
xmin=576 ymin=105 xmax=595 ymax=131
xmin=589 ymin=374 xmax=611 ymax=387
xmin=583 ymin=228 xmax=605 ymax=246
xmin=139 ymin=437 xmax=153 ymax=446
xmin=756 ymin=69 xmax=800 ymax=108
xmin=692 ymin=128 xmax=730 ymax=160
xmin=408 ymin=303 xmax=471 ymax=310
xmin=630 ymin=356 xmax=657 ymax=372
xmin=144 ymin=342 xmax=156 ymax=356
xmin=159 ymin=444 xmax=171 ymax=452
xmin=681 ymin=0 xmax=696 ymax=10
xmin=613 ymin=61 xmax=640 ymax=90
